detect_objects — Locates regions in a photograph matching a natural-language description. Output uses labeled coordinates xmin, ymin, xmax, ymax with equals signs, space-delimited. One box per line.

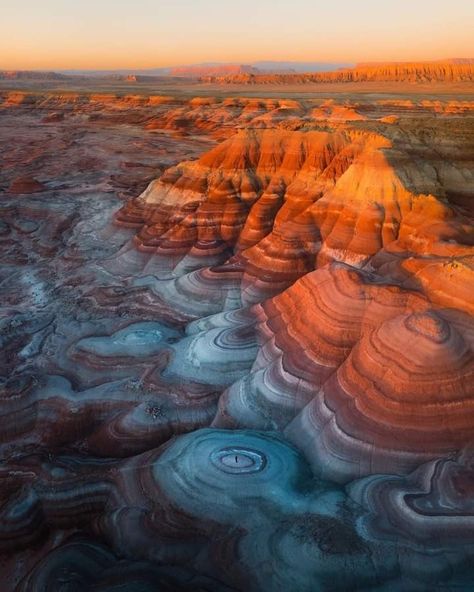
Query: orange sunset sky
xmin=1 ymin=0 xmax=473 ymax=70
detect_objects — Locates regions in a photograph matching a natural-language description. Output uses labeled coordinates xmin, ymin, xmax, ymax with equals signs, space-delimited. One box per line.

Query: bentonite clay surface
xmin=0 ymin=89 xmax=473 ymax=591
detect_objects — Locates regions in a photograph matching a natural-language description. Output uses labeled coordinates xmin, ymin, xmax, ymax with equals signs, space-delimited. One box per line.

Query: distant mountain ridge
xmin=1 ymin=59 xmax=473 ymax=84
xmin=0 ymin=70 xmax=71 ymax=80
xmin=0 ymin=61 xmax=351 ymax=81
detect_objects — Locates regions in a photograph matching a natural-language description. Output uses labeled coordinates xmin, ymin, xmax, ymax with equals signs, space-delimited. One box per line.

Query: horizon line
xmin=2 ymin=57 xmax=473 ymax=73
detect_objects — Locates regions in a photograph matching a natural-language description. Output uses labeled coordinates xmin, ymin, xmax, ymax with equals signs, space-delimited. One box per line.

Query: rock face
xmin=0 ymin=90 xmax=473 ymax=591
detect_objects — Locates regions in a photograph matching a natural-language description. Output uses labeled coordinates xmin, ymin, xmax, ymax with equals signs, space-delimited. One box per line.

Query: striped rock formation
xmin=286 ymin=309 xmax=473 ymax=482
xmin=210 ymin=263 xmax=474 ymax=483
xmin=1 ymin=91 xmax=474 ymax=591
xmin=114 ymin=118 xmax=473 ymax=310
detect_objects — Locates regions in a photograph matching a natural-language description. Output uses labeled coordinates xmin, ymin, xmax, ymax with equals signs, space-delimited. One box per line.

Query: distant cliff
xmin=200 ymin=60 xmax=474 ymax=84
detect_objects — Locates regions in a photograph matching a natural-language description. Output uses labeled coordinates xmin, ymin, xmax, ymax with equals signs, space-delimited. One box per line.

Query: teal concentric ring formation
xmin=210 ymin=446 xmax=267 ymax=474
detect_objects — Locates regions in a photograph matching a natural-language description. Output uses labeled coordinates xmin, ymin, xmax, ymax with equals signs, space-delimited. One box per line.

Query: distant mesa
xmin=200 ymin=59 xmax=474 ymax=84
xmin=355 ymin=57 xmax=474 ymax=67
xmin=2 ymin=58 xmax=473 ymax=85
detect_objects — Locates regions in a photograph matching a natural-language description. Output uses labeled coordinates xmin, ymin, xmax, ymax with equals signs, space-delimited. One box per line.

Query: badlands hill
xmin=117 ymin=118 xmax=474 ymax=309
xmin=0 ymin=89 xmax=473 ymax=591
xmin=201 ymin=60 xmax=474 ymax=83
xmin=115 ymin=108 xmax=474 ymax=482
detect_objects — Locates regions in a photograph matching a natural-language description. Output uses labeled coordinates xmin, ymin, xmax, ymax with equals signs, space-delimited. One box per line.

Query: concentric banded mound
xmin=287 ymin=310 xmax=474 ymax=482
xmin=213 ymin=263 xmax=429 ymax=430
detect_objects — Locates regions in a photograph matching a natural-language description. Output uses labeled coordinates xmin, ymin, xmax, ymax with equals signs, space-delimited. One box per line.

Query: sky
xmin=1 ymin=0 xmax=473 ymax=70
